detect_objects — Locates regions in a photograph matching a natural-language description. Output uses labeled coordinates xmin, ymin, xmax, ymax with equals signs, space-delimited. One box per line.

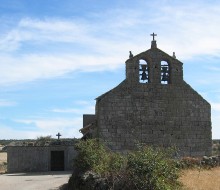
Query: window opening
xmin=139 ymin=60 xmax=149 ymax=83
xmin=161 ymin=61 xmax=169 ymax=84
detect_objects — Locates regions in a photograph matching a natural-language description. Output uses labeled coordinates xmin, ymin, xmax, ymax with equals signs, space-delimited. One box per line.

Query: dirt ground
xmin=0 ymin=171 xmax=71 ymax=190
xmin=0 ymin=151 xmax=70 ymax=190
xmin=180 ymin=167 xmax=220 ymax=190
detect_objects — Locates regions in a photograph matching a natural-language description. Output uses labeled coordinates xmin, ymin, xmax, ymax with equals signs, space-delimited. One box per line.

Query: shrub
xmin=69 ymin=139 xmax=126 ymax=189
xmin=35 ymin=135 xmax=52 ymax=146
xmin=69 ymin=139 xmax=182 ymax=190
xmin=126 ymin=146 xmax=181 ymax=189
xmin=74 ymin=139 xmax=112 ymax=174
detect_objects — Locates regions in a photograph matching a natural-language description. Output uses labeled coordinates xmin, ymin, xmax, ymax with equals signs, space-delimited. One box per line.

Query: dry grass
xmin=0 ymin=152 xmax=7 ymax=163
xmin=179 ymin=167 xmax=220 ymax=190
xmin=0 ymin=152 xmax=7 ymax=173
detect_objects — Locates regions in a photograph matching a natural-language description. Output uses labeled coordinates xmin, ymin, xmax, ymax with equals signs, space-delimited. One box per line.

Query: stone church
xmin=82 ymin=34 xmax=212 ymax=157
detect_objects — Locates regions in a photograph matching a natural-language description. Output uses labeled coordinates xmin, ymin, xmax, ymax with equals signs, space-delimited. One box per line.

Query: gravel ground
xmin=0 ymin=171 xmax=71 ymax=190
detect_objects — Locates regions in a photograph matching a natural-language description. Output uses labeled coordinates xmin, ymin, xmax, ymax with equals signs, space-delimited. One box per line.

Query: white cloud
xmin=207 ymin=66 xmax=220 ymax=72
xmin=0 ymin=123 xmax=82 ymax=139
xmin=0 ymin=18 xmax=90 ymax=51
xmin=0 ymin=99 xmax=17 ymax=107
xmin=211 ymin=103 xmax=220 ymax=112
xmin=148 ymin=3 xmax=220 ymax=59
xmin=2 ymin=102 xmax=95 ymax=139
xmin=74 ymin=100 xmax=95 ymax=106
xmin=52 ymin=106 xmax=94 ymax=114
xmin=0 ymin=125 xmax=41 ymax=139
xmin=211 ymin=102 xmax=220 ymax=139
xmin=14 ymin=117 xmax=83 ymax=139
xmin=1 ymin=2 xmax=220 ymax=86
xmin=211 ymin=115 xmax=220 ymax=140
xmin=0 ymin=53 xmax=124 ymax=86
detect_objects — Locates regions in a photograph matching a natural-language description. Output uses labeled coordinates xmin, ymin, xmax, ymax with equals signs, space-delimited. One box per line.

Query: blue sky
xmin=0 ymin=0 xmax=220 ymax=139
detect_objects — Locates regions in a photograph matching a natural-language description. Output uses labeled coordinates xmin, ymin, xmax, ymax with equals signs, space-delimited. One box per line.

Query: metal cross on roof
xmin=150 ymin=32 xmax=157 ymax=41
xmin=56 ymin=132 xmax=62 ymax=140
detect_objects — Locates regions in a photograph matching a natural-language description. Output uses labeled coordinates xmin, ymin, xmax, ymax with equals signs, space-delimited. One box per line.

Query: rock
xmin=68 ymin=171 xmax=109 ymax=190
xmin=80 ymin=171 xmax=108 ymax=190
xmin=202 ymin=155 xmax=220 ymax=167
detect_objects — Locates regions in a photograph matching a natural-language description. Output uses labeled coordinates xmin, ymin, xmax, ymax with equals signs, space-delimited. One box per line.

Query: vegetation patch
xmin=68 ymin=139 xmax=182 ymax=190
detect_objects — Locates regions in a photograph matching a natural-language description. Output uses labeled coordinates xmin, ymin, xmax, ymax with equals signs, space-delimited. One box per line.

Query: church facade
xmin=83 ymin=34 xmax=212 ymax=157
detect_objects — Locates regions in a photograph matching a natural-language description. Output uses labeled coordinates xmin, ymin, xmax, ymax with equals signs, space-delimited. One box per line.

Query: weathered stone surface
xmin=85 ymin=39 xmax=212 ymax=157
xmin=202 ymin=155 xmax=220 ymax=166
xmin=7 ymin=146 xmax=77 ymax=173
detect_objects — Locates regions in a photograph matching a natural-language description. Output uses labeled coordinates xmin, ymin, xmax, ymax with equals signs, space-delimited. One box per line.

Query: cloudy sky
xmin=0 ymin=0 xmax=220 ymax=139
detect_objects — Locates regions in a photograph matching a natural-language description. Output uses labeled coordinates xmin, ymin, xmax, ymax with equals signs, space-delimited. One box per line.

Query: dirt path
xmin=0 ymin=171 xmax=71 ymax=190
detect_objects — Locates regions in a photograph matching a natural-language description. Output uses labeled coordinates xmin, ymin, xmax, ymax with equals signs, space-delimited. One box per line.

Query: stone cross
xmin=56 ymin=132 xmax=62 ymax=140
xmin=150 ymin=32 xmax=157 ymax=41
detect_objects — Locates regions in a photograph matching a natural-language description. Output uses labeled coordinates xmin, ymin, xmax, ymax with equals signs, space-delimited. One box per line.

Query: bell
xmin=141 ymin=65 xmax=147 ymax=71
xmin=161 ymin=66 xmax=168 ymax=72
xmin=161 ymin=73 xmax=168 ymax=81
xmin=141 ymin=71 xmax=148 ymax=80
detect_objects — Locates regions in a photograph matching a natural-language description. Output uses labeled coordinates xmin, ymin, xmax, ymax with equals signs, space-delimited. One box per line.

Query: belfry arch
xmin=161 ymin=61 xmax=170 ymax=84
xmin=139 ymin=59 xmax=149 ymax=83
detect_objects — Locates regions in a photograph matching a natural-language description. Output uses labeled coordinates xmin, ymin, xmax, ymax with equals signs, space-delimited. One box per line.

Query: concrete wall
xmin=95 ymin=42 xmax=212 ymax=157
xmin=7 ymin=146 xmax=77 ymax=173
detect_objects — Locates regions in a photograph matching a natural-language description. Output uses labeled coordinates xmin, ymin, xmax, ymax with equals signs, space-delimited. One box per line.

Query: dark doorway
xmin=51 ymin=151 xmax=64 ymax=171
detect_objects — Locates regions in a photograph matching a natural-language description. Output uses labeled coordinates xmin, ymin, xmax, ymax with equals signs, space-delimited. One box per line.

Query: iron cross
xmin=56 ymin=132 xmax=62 ymax=140
xmin=150 ymin=32 xmax=157 ymax=41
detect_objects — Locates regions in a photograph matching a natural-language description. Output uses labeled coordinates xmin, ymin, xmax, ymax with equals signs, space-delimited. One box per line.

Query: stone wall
xmin=96 ymin=81 xmax=211 ymax=157
xmin=95 ymin=41 xmax=212 ymax=157
xmin=83 ymin=114 xmax=96 ymax=127
xmin=7 ymin=146 xmax=77 ymax=173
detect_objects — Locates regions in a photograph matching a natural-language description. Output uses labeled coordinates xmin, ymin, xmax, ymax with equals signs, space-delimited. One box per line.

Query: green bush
xmin=126 ymin=146 xmax=181 ymax=189
xmin=69 ymin=139 xmax=125 ymax=189
xmin=69 ymin=139 xmax=182 ymax=190
xmin=74 ymin=139 xmax=112 ymax=174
